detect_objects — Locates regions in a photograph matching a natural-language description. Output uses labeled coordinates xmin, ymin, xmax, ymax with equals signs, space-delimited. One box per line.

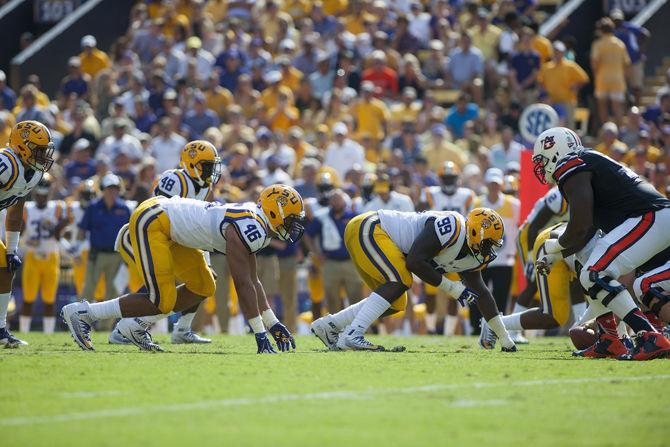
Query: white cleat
xmin=108 ymin=325 xmax=132 ymax=345
xmin=310 ymin=315 xmax=340 ymax=350
xmin=61 ymin=301 xmax=95 ymax=351
xmin=0 ymin=327 xmax=27 ymax=348
xmin=117 ymin=318 xmax=164 ymax=352
xmin=510 ymin=330 xmax=529 ymax=344
xmin=478 ymin=317 xmax=497 ymax=350
xmin=171 ymin=329 xmax=211 ymax=344
xmin=335 ymin=329 xmax=385 ymax=351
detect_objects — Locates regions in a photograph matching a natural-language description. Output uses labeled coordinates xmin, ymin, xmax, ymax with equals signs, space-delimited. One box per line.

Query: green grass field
xmin=2 ymin=333 xmax=668 ymax=447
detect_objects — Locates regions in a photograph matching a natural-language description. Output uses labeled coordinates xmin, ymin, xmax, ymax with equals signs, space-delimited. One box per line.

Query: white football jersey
xmin=421 ymin=186 xmax=475 ymax=215
xmin=522 ymin=186 xmax=568 ymax=228
xmin=159 ymin=196 xmax=271 ymax=254
xmin=155 ymin=168 xmax=210 ymax=201
xmin=0 ymin=148 xmax=43 ymax=210
xmin=363 ymin=191 xmax=415 ymax=213
xmin=23 ymin=200 xmax=65 ymax=255
xmin=377 ymin=210 xmax=482 ymax=273
xmin=66 ymin=201 xmax=89 ymax=251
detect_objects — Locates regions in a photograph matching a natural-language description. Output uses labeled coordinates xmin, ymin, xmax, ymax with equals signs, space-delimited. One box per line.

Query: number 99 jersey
xmin=0 ymin=148 xmax=43 ymax=209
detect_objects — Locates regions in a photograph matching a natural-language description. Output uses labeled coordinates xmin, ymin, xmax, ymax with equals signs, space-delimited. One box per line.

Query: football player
xmin=631 ymin=247 xmax=670 ymax=330
xmin=18 ymin=174 xmax=69 ymax=333
xmin=62 ymin=184 xmax=305 ymax=353
xmin=361 ymin=174 xmax=414 ymax=213
xmin=418 ymin=161 xmax=475 ymax=335
xmin=108 ymin=140 xmax=221 ymax=345
xmin=0 ymin=121 xmax=55 ymax=348
xmin=311 ymin=207 xmax=517 ymax=351
xmin=532 ymin=126 xmax=670 ymax=360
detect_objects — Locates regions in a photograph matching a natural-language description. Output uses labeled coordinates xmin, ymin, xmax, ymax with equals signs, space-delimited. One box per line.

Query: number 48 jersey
xmin=155 ymin=169 xmax=210 ymax=201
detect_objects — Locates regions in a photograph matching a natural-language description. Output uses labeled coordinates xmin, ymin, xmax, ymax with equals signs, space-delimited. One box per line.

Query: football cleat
xmin=618 ymin=331 xmax=670 ymax=361
xmin=572 ymin=332 xmax=628 ymax=359
xmin=336 ymin=330 xmax=385 ymax=351
xmin=509 ymin=330 xmax=529 ymax=344
xmin=478 ymin=318 xmax=497 ymax=350
xmin=117 ymin=318 xmax=164 ymax=352
xmin=108 ymin=326 xmax=131 ymax=345
xmin=61 ymin=301 xmax=95 ymax=351
xmin=310 ymin=315 xmax=340 ymax=350
xmin=0 ymin=327 xmax=27 ymax=348
xmin=501 ymin=345 xmax=518 ymax=352
xmin=171 ymin=329 xmax=212 ymax=344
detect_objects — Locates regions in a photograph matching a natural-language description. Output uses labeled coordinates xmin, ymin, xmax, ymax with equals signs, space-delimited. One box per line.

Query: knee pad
xmin=580 ymin=269 xmax=625 ymax=307
xmin=640 ymin=287 xmax=670 ymax=316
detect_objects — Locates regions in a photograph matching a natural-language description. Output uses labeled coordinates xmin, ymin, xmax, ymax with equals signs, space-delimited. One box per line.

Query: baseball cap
xmin=186 ymin=36 xmax=202 ymax=49
xmin=610 ymin=8 xmax=624 ymax=20
xmin=68 ymin=56 xmax=81 ymax=67
xmin=484 ymin=168 xmax=504 ymax=185
xmin=361 ymin=81 xmax=375 ymax=92
xmin=101 ymin=173 xmax=121 ymax=189
xmin=552 ymin=40 xmax=566 ymax=53
xmin=333 ymin=122 xmax=348 ymax=135
xmin=73 ymin=138 xmax=91 ymax=152
xmin=264 ymin=70 xmax=282 ymax=84
xmin=602 ymin=121 xmax=619 ymax=134
xmin=81 ymin=35 xmax=96 ymax=48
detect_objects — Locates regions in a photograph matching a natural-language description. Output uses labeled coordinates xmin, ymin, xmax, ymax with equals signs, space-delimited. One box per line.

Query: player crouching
xmin=311 ymin=207 xmax=517 ymax=352
xmin=61 ymin=184 xmax=304 ymax=353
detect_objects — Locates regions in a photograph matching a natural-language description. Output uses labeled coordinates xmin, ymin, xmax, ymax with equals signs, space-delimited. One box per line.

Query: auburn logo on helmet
xmin=542 ymin=136 xmax=555 ymax=150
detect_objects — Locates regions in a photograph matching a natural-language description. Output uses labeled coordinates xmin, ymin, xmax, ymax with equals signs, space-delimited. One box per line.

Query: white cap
xmin=484 ymin=168 xmax=504 ymax=185
xmin=333 ymin=122 xmax=348 ymax=135
xmin=602 ymin=121 xmax=618 ymax=134
xmin=552 ymin=40 xmax=566 ymax=52
xmin=73 ymin=138 xmax=91 ymax=152
xmin=81 ymin=35 xmax=97 ymax=48
xmin=264 ymin=70 xmax=282 ymax=84
xmin=279 ymin=39 xmax=296 ymax=51
xmin=0 ymin=70 xmax=5 ymax=82
xmin=101 ymin=173 xmax=121 ymax=189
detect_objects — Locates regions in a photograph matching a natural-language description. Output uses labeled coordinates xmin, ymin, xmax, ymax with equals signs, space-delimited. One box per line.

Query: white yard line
xmin=59 ymin=391 xmax=124 ymax=399
xmin=4 ymin=374 xmax=669 ymax=427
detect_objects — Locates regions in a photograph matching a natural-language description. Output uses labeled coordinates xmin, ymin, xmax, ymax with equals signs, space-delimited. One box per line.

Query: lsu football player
xmin=62 ymin=184 xmax=305 ymax=353
xmin=418 ymin=161 xmax=475 ymax=335
xmin=109 ymin=140 xmax=221 ymax=345
xmin=311 ymin=207 xmax=517 ymax=351
xmin=19 ymin=174 xmax=69 ymax=333
xmin=0 ymin=120 xmax=54 ymax=348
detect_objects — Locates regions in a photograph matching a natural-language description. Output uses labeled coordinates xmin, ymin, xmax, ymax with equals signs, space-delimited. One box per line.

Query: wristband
xmin=248 ymin=316 xmax=266 ymax=334
xmin=438 ymin=277 xmax=465 ymax=299
xmin=261 ymin=308 xmax=280 ymax=328
xmin=544 ymin=238 xmax=565 ymax=254
xmin=5 ymin=231 xmax=20 ymax=253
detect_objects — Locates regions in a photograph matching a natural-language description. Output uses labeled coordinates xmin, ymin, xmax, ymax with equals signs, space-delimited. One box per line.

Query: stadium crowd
xmin=0 ymin=0 xmax=668 ymax=337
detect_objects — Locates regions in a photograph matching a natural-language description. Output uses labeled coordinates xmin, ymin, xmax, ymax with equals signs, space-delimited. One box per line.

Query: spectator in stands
xmin=422 ymin=123 xmax=467 ymax=170
xmin=392 ymin=14 xmax=421 ymax=55
xmin=16 ymin=85 xmax=51 ymax=125
xmin=642 ymin=92 xmax=670 ymax=130
xmin=131 ymin=18 xmax=165 ymax=64
xmin=362 ymin=51 xmax=399 ymax=98
xmin=97 ymin=118 xmax=143 ymax=162
xmin=351 ymin=81 xmax=390 ymax=142
xmin=59 ymin=107 xmax=97 ymax=156
xmin=445 ymin=93 xmax=479 ymax=139
xmin=311 ymin=2 xmax=338 ymax=40
xmin=261 ymin=155 xmax=293 ymax=186
xmin=389 ymin=119 xmax=421 ymax=164
xmin=591 ymin=17 xmax=630 ymax=126
xmin=488 ymin=126 xmax=524 ymax=171
xmin=309 ymin=52 xmax=336 ymax=101
xmin=294 ymin=158 xmax=320 ymax=199
xmin=79 ymin=35 xmax=111 ymax=78
xmin=595 ymin=121 xmax=627 ymax=157
xmin=324 ymin=122 xmax=365 ymax=179
xmin=65 ymin=139 xmax=97 ymax=186
xmin=447 ymin=33 xmax=484 ymax=104
xmin=60 ymin=57 xmax=90 ymax=100
xmin=0 ymin=71 xmax=16 ymax=112
xmin=217 ymin=49 xmax=247 ymax=93
xmin=149 ymin=117 xmax=186 ymax=173
xmin=623 ymin=129 xmax=663 ymax=166
xmin=293 ymin=33 xmax=320 ymax=75
xmin=538 ymin=41 xmax=589 ymax=128
xmin=619 ymin=106 xmax=649 ymax=149
xmin=509 ymin=27 xmax=540 ymax=106
xmin=528 ymin=21 xmax=552 ymax=64
xmin=611 ymin=8 xmax=650 ymax=104
xmin=117 ymin=72 xmax=148 ymax=119
xmin=183 ymin=93 xmax=219 ymax=140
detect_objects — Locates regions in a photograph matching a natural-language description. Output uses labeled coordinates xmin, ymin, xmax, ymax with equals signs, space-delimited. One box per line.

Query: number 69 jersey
xmin=159 ymin=196 xmax=272 ymax=255
xmin=0 ymin=148 xmax=43 ymax=209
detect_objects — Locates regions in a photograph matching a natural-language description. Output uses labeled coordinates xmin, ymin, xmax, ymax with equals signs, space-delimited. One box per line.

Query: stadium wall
xmin=0 ymin=0 xmax=32 ymax=73
xmin=10 ymin=0 xmax=134 ymax=96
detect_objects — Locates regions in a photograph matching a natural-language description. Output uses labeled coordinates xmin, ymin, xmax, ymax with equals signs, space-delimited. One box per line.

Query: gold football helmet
xmin=179 ymin=140 xmax=222 ymax=186
xmin=34 ymin=172 xmax=53 ymax=196
xmin=9 ymin=120 xmax=55 ymax=172
xmin=465 ymin=207 xmax=504 ymax=264
xmin=438 ymin=161 xmax=461 ymax=194
xmin=258 ymin=184 xmax=306 ymax=243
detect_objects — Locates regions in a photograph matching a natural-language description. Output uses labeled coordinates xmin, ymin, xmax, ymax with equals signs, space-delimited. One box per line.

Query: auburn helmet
xmin=465 ymin=207 xmax=504 ymax=264
xmin=532 ymin=127 xmax=582 ymax=184
xmin=9 ymin=120 xmax=55 ymax=172
xmin=179 ymin=140 xmax=222 ymax=186
xmin=438 ymin=161 xmax=461 ymax=195
xmin=258 ymin=184 xmax=306 ymax=243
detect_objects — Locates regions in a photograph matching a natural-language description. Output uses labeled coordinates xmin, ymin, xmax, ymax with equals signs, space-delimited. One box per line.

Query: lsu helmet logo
xmin=542 ymin=135 xmax=555 ymax=150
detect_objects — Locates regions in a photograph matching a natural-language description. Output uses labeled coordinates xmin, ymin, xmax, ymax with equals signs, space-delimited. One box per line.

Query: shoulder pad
xmin=0 ymin=150 xmax=21 ymax=192
xmin=432 ymin=212 xmax=462 ymax=249
xmin=224 ymin=209 xmax=269 ymax=253
xmin=552 ymin=152 xmax=588 ymax=185
xmin=155 ymin=170 xmax=187 ymax=198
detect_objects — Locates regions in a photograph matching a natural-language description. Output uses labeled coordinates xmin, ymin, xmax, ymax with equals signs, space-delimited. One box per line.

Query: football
xmin=569 ymin=325 xmax=598 ymax=350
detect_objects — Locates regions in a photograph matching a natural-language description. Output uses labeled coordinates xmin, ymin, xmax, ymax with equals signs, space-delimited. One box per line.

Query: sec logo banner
xmin=519 ymin=103 xmax=559 ymax=144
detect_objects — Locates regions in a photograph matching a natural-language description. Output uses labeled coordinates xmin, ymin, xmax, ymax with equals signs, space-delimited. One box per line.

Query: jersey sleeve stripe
xmin=552 ymin=157 xmax=585 ymax=182
xmin=175 ymin=171 xmax=188 ymax=198
xmin=440 ymin=216 xmax=461 ymax=250
xmin=559 ymin=198 xmax=568 ymax=215
xmin=1 ymin=150 xmax=19 ymax=191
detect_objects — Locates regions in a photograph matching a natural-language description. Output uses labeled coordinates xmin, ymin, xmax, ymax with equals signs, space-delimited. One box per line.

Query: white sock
xmin=571 ymin=302 xmax=587 ymax=326
xmin=19 ymin=315 xmax=31 ymax=333
xmin=512 ymin=302 xmax=528 ymax=314
xmin=616 ymin=319 xmax=628 ymax=338
xmin=88 ymin=299 xmax=122 ymax=321
xmin=487 ymin=314 xmax=515 ymax=349
xmin=330 ymin=298 xmax=367 ymax=330
xmin=345 ymin=293 xmax=390 ymax=335
xmin=140 ymin=314 xmax=168 ymax=323
xmin=43 ymin=316 xmax=55 ymax=334
xmin=0 ymin=292 xmax=10 ymax=329
xmin=444 ymin=315 xmax=458 ymax=336
xmin=500 ymin=313 xmax=523 ymax=331
xmin=425 ymin=312 xmax=437 ymax=333
xmin=175 ymin=311 xmax=196 ymax=332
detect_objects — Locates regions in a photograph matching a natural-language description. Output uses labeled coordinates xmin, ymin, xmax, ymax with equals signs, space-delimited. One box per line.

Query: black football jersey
xmin=554 ymin=149 xmax=670 ymax=233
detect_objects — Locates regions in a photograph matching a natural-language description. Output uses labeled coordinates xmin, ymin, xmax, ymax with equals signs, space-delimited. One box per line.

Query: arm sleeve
xmin=432 ymin=213 xmax=462 ymax=249
xmin=154 ymin=171 xmax=186 ymax=198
